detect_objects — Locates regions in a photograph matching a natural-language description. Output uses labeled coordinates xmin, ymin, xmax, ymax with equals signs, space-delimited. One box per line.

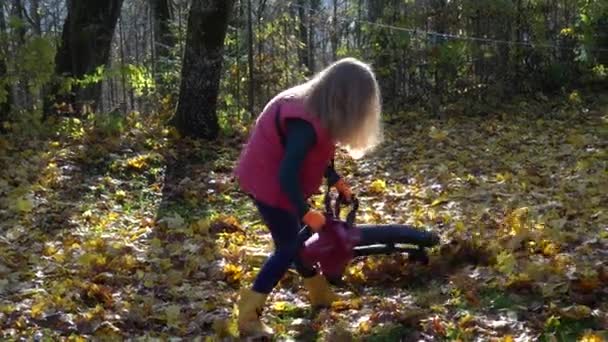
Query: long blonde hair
xmin=283 ymin=58 xmax=383 ymax=158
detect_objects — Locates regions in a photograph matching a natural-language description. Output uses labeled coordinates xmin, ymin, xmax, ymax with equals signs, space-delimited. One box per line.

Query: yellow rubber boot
xmin=236 ymin=288 xmax=274 ymax=338
xmin=302 ymin=274 xmax=339 ymax=309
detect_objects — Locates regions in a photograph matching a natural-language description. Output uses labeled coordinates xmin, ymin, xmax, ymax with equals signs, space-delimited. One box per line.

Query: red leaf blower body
xmin=299 ymin=215 xmax=361 ymax=279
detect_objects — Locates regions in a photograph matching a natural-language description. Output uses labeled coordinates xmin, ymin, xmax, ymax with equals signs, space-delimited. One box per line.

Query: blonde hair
xmin=284 ymin=57 xmax=383 ymax=158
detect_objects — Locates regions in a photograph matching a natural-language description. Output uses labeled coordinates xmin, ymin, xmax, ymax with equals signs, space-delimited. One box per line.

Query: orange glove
xmin=303 ymin=210 xmax=326 ymax=232
xmin=334 ymin=178 xmax=353 ymax=202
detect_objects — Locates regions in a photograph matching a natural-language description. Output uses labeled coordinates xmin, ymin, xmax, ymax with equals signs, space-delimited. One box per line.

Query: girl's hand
xmin=303 ymin=210 xmax=326 ymax=232
xmin=334 ymin=179 xmax=353 ymax=202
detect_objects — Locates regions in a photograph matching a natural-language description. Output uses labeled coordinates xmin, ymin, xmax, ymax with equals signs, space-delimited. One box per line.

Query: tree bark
xmin=297 ymin=0 xmax=310 ymax=72
xmin=119 ymin=18 xmax=129 ymax=111
xmin=48 ymin=0 xmax=124 ymax=115
xmin=151 ymin=0 xmax=175 ymax=86
xmin=356 ymin=0 xmax=362 ymax=48
xmin=10 ymin=0 xmax=27 ymax=110
xmin=170 ymin=0 xmax=234 ymax=140
xmin=29 ymin=0 xmax=42 ymax=35
xmin=12 ymin=0 xmax=26 ymax=44
xmin=247 ymin=0 xmax=254 ymax=119
xmin=309 ymin=0 xmax=320 ymax=71
xmin=0 ymin=2 xmax=10 ymax=123
xmin=331 ymin=0 xmax=338 ymax=61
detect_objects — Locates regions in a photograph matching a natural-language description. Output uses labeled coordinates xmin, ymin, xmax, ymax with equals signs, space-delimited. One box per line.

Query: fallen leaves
xmin=1 ymin=98 xmax=607 ymax=340
xmin=369 ymin=178 xmax=387 ymax=194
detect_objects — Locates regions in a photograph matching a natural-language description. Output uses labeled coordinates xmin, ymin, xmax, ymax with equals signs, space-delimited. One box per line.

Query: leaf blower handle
xmin=335 ymin=192 xmax=359 ymax=227
xmin=335 ymin=179 xmax=353 ymax=203
xmin=346 ymin=195 xmax=359 ymax=227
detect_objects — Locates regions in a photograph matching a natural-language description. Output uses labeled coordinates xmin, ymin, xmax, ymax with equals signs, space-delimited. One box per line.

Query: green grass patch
xmin=478 ymin=287 xmax=520 ymax=310
xmin=362 ymin=323 xmax=414 ymax=342
xmin=541 ymin=315 xmax=601 ymax=342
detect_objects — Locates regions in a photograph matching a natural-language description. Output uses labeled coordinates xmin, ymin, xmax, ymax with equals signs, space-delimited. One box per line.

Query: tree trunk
xmin=297 ymin=0 xmax=309 ymax=72
xmin=331 ymin=0 xmax=338 ymax=61
xmin=29 ymin=0 xmax=42 ymax=35
xmin=514 ymin=0 xmax=522 ymax=88
xmin=0 ymin=2 xmax=10 ymax=123
xmin=48 ymin=0 xmax=124 ymax=115
xmin=119 ymin=18 xmax=129 ymax=111
xmin=356 ymin=0 xmax=362 ymax=48
xmin=309 ymin=0 xmax=320 ymax=71
xmin=10 ymin=0 xmax=27 ymax=111
xmin=247 ymin=0 xmax=255 ymax=119
xmin=12 ymin=0 xmax=26 ymax=44
xmin=170 ymin=0 xmax=234 ymax=140
xmin=235 ymin=0 xmax=241 ymax=112
xmin=151 ymin=0 xmax=175 ymax=86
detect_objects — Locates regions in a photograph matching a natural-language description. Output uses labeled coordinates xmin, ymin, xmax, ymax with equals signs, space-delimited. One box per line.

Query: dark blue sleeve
xmin=278 ymin=119 xmax=317 ymax=218
xmin=279 ymin=119 xmax=341 ymax=217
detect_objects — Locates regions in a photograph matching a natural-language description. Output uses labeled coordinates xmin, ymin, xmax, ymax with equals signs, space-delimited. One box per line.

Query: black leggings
xmin=251 ymin=200 xmax=316 ymax=294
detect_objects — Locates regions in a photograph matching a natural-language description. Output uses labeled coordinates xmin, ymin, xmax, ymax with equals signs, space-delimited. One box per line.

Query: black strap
xmin=275 ymin=103 xmax=286 ymax=147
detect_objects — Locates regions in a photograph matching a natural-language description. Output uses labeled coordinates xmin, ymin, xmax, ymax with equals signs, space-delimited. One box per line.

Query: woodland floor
xmin=1 ymin=94 xmax=607 ymax=341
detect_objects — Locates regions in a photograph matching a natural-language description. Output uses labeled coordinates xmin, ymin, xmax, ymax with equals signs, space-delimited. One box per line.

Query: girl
xmin=234 ymin=57 xmax=382 ymax=338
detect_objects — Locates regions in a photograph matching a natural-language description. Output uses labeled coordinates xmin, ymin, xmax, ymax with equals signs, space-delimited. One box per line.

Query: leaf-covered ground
xmin=1 ymin=95 xmax=607 ymax=341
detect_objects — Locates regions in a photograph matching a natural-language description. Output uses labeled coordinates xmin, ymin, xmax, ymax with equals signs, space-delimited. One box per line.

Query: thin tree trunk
xmin=11 ymin=0 xmax=27 ymax=111
xmin=109 ymin=71 xmax=115 ymax=108
xmin=297 ymin=0 xmax=309 ymax=71
xmin=501 ymin=12 xmax=512 ymax=95
xmin=235 ymin=0 xmax=241 ymax=114
xmin=309 ymin=0 xmax=320 ymax=71
xmin=256 ymin=0 xmax=266 ymax=57
xmin=119 ymin=18 xmax=129 ymax=111
xmin=283 ymin=13 xmax=289 ymax=85
xmin=0 ymin=2 xmax=10 ymax=123
xmin=515 ymin=0 xmax=522 ymax=88
xmin=247 ymin=0 xmax=255 ymax=119
xmin=149 ymin=3 xmax=156 ymax=82
xmin=356 ymin=0 xmax=362 ymax=48
xmin=331 ymin=0 xmax=338 ymax=61
xmin=170 ymin=0 xmax=235 ymax=139
xmin=29 ymin=0 xmax=42 ymax=35
xmin=53 ymin=0 xmax=61 ymax=37
xmin=133 ymin=19 xmax=140 ymax=110
xmin=12 ymin=0 xmax=26 ymax=44
xmin=151 ymin=0 xmax=175 ymax=88
xmin=177 ymin=2 xmax=183 ymax=57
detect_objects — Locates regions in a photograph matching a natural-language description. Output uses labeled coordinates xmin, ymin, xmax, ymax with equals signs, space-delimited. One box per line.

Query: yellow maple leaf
xmin=115 ymin=190 xmax=127 ymax=201
xmin=369 ymin=179 xmax=387 ymax=194
xmin=66 ymin=335 xmax=87 ymax=342
xmin=223 ymin=263 xmax=243 ymax=283
xmin=273 ymin=301 xmax=290 ymax=312
xmin=503 ymin=335 xmax=515 ymax=342
xmin=429 ymin=126 xmax=448 ymax=141
xmin=542 ymin=241 xmax=559 ymax=257
xmin=126 ymin=155 xmax=149 ymax=170
xmin=31 ymin=301 xmax=46 ymax=319
xmin=505 ymin=207 xmax=529 ymax=235
xmin=578 ymin=332 xmax=605 ymax=342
